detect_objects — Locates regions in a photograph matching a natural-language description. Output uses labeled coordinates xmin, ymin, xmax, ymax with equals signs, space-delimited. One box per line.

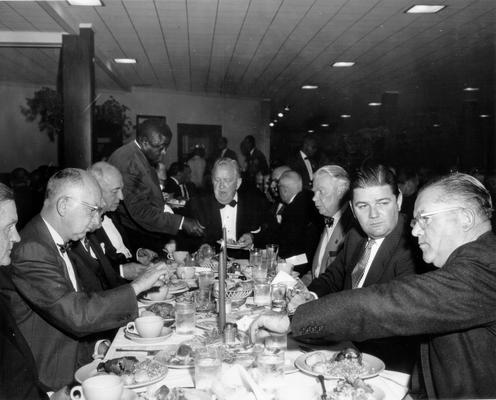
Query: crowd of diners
xmin=1 ymin=118 xmax=496 ymax=399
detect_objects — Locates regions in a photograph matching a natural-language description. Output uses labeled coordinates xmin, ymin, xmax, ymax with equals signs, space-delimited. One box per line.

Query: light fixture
xmin=284 ymin=106 xmax=290 ymax=111
xmin=0 ymin=31 xmax=64 ymax=47
xmin=405 ymin=5 xmax=446 ymax=14
xmin=114 ymin=58 xmax=137 ymax=64
xmin=308 ymin=130 xmax=314 ymax=133
xmin=273 ymin=119 xmax=278 ymax=123
xmin=340 ymin=114 xmax=351 ymax=118
xmin=301 ymin=85 xmax=318 ymax=90
xmin=278 ymin=112 xmax=284 ymax=118
xmin=463 ymin=87 xmax=479 ymax=92
xmin=67 ymin=0 xmax=103 ymax=5
xmin=433 ymin=124 xmax=441 ymax=128
xmin=480 ymin=114 xmax=490 ymax=118
xmin=332 ymin=62 xmax=355 ymax=67
xmin=368 ymin=102 xmax=382 ymax=106
xmin=269 ymin=122 xmax=274 ymax=127
xmin=320 ymin=123 xmax=329 ymax=127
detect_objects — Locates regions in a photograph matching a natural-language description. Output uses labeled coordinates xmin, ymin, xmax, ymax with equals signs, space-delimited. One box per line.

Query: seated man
xmin=6 ymin=168 xmax=168 ymax=390
xmin=185 ymin=158 xmax=268 ymax=254
xmin=163 ymin=162 xmax=191 ymax=200
xmin=304 ymin=165 xmax=422 ymax=372
xmin=251 ymin=172 xmax=496 ymax=399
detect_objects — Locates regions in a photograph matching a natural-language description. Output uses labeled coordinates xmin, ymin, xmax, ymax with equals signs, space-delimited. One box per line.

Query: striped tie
xmin=351 ymin=239 xmax=376 ymax=288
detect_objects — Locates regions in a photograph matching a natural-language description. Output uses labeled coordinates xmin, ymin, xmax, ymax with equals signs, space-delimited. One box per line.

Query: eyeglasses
xmin=410 ymin=207 xmax=464 ymax=229
xmin=66 ymin=196 xmax=103 ymax=217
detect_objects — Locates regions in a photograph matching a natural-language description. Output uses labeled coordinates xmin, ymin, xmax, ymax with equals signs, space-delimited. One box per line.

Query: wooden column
xmin=61 ymin=27 xmax=95 ymax=168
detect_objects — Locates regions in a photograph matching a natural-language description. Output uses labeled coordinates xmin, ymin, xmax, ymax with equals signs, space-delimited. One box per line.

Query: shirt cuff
xmin=47 ymin=392 xmax=54 ymax=398
xmin=119 ymin=264 xmax=124 ymax=278
xmin=179 ymin=216 xmax=184 ymax=230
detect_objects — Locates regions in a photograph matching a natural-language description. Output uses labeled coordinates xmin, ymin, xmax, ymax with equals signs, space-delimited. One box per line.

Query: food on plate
xmin=329 ymin=378 xmax=375 ymax=400
xmin=97 ymin=357 xmax=167 ymax=385
xmin=139 ymin=385 xmax=195 ymax=400
xmin=145 ymin=302 xmax=175 ymax=319
xmin=155 ymin=344 xmax=194 ymax=367
xmin=305 ymin=350 xmax=368 ymax=380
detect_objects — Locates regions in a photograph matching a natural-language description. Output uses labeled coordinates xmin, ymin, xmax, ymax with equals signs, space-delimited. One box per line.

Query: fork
xmin=318 ymin=374 xmax=327 ymax=400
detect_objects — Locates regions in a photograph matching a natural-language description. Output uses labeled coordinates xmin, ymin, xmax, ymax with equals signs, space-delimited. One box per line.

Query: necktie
xmin=58 ymin=242 xmax=71 ymax=254
xmin=219 ymin=199 xmax=237 ymax=209
xmin=82 ymin=237 xmax=91 ymax=252
xmin=351 ymin=239 xmax=376 ymax=288
xmin=324 ymin=217 xmax=334 ymax=227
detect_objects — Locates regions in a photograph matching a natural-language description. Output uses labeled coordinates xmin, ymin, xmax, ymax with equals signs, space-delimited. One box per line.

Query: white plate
xmin=154 ymin=344 xmax=195 ymax=369
xmin=217 ymin=240 xmax=247 ymax=249
xmin=75 ymin=359 xmax=168 ymax=390
xmin=294 ymin=350 xmax=385 ymax=380
xmin=124 ymin=327 xmax=173 ymax=344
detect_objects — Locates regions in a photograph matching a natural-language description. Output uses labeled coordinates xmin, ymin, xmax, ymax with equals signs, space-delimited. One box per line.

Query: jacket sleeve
xmin=11 ymin=240 xmax=139 ymax=337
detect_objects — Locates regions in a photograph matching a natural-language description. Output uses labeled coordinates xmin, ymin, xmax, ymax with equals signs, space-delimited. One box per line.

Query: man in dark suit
xmin=163 ymin=162 xmax=190 ymax=200
xmin=289 ymin=134 xmax=318 ymax=190
xmin=185 ymin=158 xmax=268 ymax=253
xmin=301 ymin=165 xmax=355 ymax=285
xmin=240 ymin=135 xmax=269 ymax=187
xmin=108 ymin=118 xmax=204 ymax=252
xmin=214 ymin=136 xmax=238 ymax=162
xmin=7 ymin=168 xmax=169 ymax=390
xmin=251 ymin=172 xmax=496 ymax=399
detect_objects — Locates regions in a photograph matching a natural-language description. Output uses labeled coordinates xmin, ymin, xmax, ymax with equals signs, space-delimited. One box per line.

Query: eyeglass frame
xmin=64 ymin=196 xmax=103 ymax=217
xmin=410 ymin=206 xmax=464 ymax=229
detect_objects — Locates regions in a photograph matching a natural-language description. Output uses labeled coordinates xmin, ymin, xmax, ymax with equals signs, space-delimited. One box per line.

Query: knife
xmin=298 ymin=345 xmax=315 ymax=353
xmin=114 ymin=347 xmax=163 ymax=354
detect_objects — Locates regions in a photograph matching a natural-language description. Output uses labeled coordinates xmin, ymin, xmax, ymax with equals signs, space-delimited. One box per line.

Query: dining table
xmin=98 ymin=294 xmax=413 ymax=400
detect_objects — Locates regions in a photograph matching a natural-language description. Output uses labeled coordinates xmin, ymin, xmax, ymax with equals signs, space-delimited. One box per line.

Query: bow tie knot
xmin=324 ymin=217 xmax=334 ymax=227
xmin=219 ymin=200 xmax=237 ymax=209
xmin=58 ymin=242 xmax=72 ymax=254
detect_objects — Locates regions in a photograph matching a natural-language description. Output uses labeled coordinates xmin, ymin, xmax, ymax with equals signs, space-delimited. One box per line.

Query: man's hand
xmin=182 ymin=217 xmax=205 ymax=236
xmin=130 ymin=264 xmax=168 ymax=296
xmin=238 ymin=233 xmax=254 ymax=249
xmin=121 ymin=262 xmax=148 ymax=280
xmin=136 ymin=248 xmax=158 ymax=265
xmin=249 ymin=310 xmax=290 ymax=343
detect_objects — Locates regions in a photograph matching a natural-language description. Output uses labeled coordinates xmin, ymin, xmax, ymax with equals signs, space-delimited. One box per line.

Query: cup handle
xmin=126 ymin=322 xmax=136 ymax=333
xmin=70 ymin=385 xmax=84 ymax=400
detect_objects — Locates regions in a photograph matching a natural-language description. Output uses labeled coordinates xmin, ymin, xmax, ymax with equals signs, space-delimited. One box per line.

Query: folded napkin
xmin=376 ymin=370 xmax=410 ymax=400
xmin=271 ymin=270 xmax=297 ymax=289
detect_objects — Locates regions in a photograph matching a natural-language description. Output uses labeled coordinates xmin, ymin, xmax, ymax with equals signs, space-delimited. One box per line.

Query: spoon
xmin=318 ymin=374 xmax=327 ymax=400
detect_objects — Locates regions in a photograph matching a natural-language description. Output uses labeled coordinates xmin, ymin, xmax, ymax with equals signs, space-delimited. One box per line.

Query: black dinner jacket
xmin=0 ymin=269 xmax=48 ymax=400
xmin=289 ymin=151 xmax=317 ymax=189
xmin=215 ymin=148 xmax=238 ymax=162
xmin=163 ymin=177 xmax=182 ymax=198
xmin=90 ymin=224 xmax=129 ymax=271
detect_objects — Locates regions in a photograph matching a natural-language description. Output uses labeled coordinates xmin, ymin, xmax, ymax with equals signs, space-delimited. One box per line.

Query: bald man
xmin=7 ymin=168 xmax=168 ymax=389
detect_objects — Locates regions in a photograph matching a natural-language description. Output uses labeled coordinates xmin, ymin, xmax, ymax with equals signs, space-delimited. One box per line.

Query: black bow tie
xmin=324 ymin=217 xmax=334 ymax=227
xmin=219 ymin=200 xmax=237 ymax=209
xmin=58 ymin=242 xmax=72 ymax=254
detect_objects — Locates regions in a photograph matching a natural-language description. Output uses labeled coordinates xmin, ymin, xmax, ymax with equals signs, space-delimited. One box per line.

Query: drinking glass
xmin=254 ymin=283 xmax=271 ymax=306
xmin=194 ymin=347 xmax=222 ymax=392
xmin=266 ymin=244 xmax=279 ymax=275
xmin=175 ymin=299 xmax=195 ymax=334
xmin=271 ymin=283 xmax=287 ymax=312
xmin=197 ymin=271 xmax=214 ymax=311
xmin=256 ymin=351 xmax=285 ymax=395
xmin=264 ymin=331 xmax=288 ymax=352
xmin=249 ymin=248 xmax=263 ymax=267
xmin=252 ymin=263 xmax=268 ymax=283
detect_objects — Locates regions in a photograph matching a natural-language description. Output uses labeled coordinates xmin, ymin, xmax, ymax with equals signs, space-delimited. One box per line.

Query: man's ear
xmin=460 ymin=208 xmax=475 ymax=231
xmin=236 ymin=178 xmax=242 ymax=190
xmin=396 ymin=191 xmax=403 ymax=211
xmin=349 ymin=200 xmax=357 ymax=219
xmin=56 ymin=197 xmax=68 ymax=217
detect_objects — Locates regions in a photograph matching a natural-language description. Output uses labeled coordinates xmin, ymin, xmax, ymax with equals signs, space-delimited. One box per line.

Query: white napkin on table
xmin=376 ymin=370 xmax=410 ymax=400
xmin=270 ymin=271 xmax=297 ymax=289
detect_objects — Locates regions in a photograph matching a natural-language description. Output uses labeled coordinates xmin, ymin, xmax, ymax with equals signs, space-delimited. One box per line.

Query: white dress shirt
xmin=101 ymin=215 xmax=132 ymax=259
xmin=42 ymin=218 xmax=78 ymax=291
xmin=355 ymin=237 xmax=385 ymax=288
xmin=220 ymin=193 xmax=238 ymax=241
xmin=300 ymin=150 xmax=313 ymax=181
xmin=315 ymin=206 xmax=346 ymax=277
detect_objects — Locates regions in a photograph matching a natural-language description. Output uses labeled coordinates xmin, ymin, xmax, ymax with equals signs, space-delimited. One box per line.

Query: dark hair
xmin=244 ymin=135 xmax=255 ymax=146
xmin=350 ymin=164 xmax=399 ymax=198
xmin=45 ymin=168 xmax=84 ymax=200
xmin=168 ymin=162 xmax=187 ymax=177
xmin=420 ymin=172 xmax=493 ymax=220
xmin=137 ymin=119 xmax=172 ymax=141
xmin=0 ymin=183 xmax=14 ymax=204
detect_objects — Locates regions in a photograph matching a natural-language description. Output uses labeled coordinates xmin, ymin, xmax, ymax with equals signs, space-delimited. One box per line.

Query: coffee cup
xmin=176 ymin=265 xmax=195 ymax=280
xmin=276 ymin=262 xmax=294 ymax=275
xmin=70 ymin=375 xmax=123 ymax=400
xmin=126 ymin=315 xmax=164 ymax=338
xmin=173 ymin=251 xmax=189 ymax=264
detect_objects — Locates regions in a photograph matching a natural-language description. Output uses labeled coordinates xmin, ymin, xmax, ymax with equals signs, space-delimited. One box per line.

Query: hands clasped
xmin=249 ymin=310 xmax=290 ymax=344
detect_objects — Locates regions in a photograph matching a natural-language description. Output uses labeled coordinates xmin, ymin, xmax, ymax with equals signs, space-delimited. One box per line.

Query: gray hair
xmin=45 ymin=168 xmax=85 ymax=200
xmin=212 ymin=157 xmax=241 ymax=180
xmin=314 ymin=165 xmax=350 ymax=191
xmin=88 ymin=162 xmax=121 ymax=185
xmin=0 ymin=183 xmax=14 ymax=204
xmin=420 ymin=172 xmax=493 ymax=220
xmin=279 ymin=170 xmax=303 ymax=193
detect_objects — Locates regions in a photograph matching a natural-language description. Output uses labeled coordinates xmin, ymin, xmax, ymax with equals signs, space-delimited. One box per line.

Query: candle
xmin=218 ymin=227 xmax=227 ymax=332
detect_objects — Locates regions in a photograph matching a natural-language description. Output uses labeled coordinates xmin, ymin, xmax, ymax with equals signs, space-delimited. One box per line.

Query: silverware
xmin=318 ymin=374 xmax=327 ymax=400
xmin=114 ymin=348 xmax=161 ymax=355
xmin=298 ymin=345 xmax=314 ymax=353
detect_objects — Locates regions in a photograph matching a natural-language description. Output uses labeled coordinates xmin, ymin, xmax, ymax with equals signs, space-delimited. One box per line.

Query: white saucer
xmin=124 ymin=327 xmax=173 ymax=344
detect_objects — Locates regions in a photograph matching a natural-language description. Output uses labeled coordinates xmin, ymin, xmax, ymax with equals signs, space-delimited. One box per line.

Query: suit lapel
xmin=135 ymin=145 xmax=163 ymax=203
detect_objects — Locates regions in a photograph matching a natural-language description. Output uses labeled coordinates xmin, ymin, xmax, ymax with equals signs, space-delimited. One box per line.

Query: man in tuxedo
xmin=289 ymin=134 xmax=318 ymax=190
xmin=240 ymin=135 xmax=268 ymax=187
xmin=251 ymin=173 xmax=496 ymax=399
xmin=186 ymin=158 xmax=268 ymax=252
xmin=163 ymin=162 xmax=190 ymax=200
xmin=109 ymin=118 xmax=204 ymax=252
xmin=7 ymin=168 xmax=169 ymax=389
xmin=215 ymin=136 xmax=237 ymax=162
xmin=300 ymin=165 xmax=354 ymax=285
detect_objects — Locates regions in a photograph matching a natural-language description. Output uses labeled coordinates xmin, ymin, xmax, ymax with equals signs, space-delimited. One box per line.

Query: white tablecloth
xmin=106 ymin=327 xmax=410 ymax=400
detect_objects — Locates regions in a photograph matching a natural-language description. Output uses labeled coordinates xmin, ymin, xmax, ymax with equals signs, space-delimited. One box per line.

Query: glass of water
xmin=175 ymin=299 xmax=195 ymax=334
xmin=271 ymin=283 xmax=287 ymax=312
xmin=254 ymin=283 xmax=271 ymax=307
xmin=256 ymin=351 xmax=285 ymax=395
xmin=194 ymin=346 xmax=222 ymax=392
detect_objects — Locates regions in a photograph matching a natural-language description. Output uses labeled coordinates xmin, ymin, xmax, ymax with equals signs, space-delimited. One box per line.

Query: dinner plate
xmin=124 ymin=327 xmax=173 ymax=344
xmin=216 ymin=240 xmax=247 ymax=249
xmin=294 ymin=350 xmax=385 ymax=380
xmin=284 ymin=350 xmax=301 ymax=374
xmin=154 ymin=344 xmax=195 ymax=369
xmin=75 ymin=359 xmax=168 ymax=390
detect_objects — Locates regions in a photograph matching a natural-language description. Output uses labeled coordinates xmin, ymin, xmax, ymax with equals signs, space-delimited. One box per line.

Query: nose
xmin=369 ymin=205 xmax=379 ymax=218
xmin=411 ymin=222 xmax=423 ymax=237
xmin=11 ymin=227 xmax=20 ymax=243
xmin=312 ymin=192 xmax=318 ymax=203
xmin=118 ymin=189 xmax=124 ymax=201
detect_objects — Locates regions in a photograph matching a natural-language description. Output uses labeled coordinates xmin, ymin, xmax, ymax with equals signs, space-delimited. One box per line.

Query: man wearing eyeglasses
xmin=5 ymin=168 xmax=169 ymax=390
xmin=109 ymin=118 xmax=205 ymax=253
xmin=250 ymin=172 xmax=496 ymax=399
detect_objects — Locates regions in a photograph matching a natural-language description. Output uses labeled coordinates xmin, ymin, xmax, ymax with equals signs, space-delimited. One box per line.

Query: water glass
xmin=175 ymin=299 xmax=195 ymax=334
xmin=266 ymin=244 xmax=279 ymax=272
xmin=271 ymin=283 xmax=287 ymax=312
xmin=249 ymin=248 xmax=263 ymax=267
xmin=256 ymin=351 xmax=285 ymax=394
xmin=254 ymin=283 xmax=271 ymax=306
xmin=198 ymin=271 xmax=214 ymax=290
xmin=252 ymin=264 xmax=268 ymax=283
xmin=194 ymin=347 xmax=222 ymax=392
xmin=264 ymin=332 xmax=288 ymax=352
